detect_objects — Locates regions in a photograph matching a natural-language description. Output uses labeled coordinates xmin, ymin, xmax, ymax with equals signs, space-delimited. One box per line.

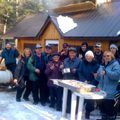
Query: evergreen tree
xmin=0 ymin=0 xmax=43 ymax=34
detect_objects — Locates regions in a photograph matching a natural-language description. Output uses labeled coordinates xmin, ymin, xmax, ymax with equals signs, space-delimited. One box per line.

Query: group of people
xmin=0 ymin=42 xmax=120 ymax=120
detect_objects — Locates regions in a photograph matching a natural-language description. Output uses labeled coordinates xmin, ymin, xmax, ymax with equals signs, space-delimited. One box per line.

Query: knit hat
xmin=52 ymin=52 xmax=60 ymax=57
xmin=85 ymin=50 xmax=94 ymax=58
xmin=68 ymin=47 xmax=77 ymax=52
xmin=110 ymin=44 xmax=118 ymax=50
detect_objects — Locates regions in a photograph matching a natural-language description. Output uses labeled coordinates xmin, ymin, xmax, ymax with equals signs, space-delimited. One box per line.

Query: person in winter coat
xmin=45 ymin=53 xmax=63 ymax=111
xmin=94 ymin=42 xmax=103 ymax=65
xmin=0 ymin=43 xmax=19 ymax=74
xmin=63 ymin=47 xmax=81 ymax=113
xmin=110 ymin=44 xmax=120 ymax=64
xmin=96 ymin=51 xmax=120 ymax=120
xmin=78 ymin=50 xmax=100 ymax=119
xmin=78 ymin=50 xmax=100 ymax=85
xmin=27 ymin=44 xmax=46 ymax=105
xmin=63 ymin=47 xmax=81 ymax=80
xmin=60 ymin=43 xmax=69 ymax=61
xmin=78 ymin=42 xmax=89 ymax=60
xmin=42 ymin=45 xmax=53 ymax=64
xmin=14 ymin=48 xmax=32 ymax=102
xmin=42 ymin=45 xmax=53 ymax=102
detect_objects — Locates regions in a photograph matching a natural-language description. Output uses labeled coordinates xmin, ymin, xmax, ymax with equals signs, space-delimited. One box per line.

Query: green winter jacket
xmin=27 ymin=56 xmax=38 ymax=81
xmin=27 ymin=54 xmax=46 ymax=81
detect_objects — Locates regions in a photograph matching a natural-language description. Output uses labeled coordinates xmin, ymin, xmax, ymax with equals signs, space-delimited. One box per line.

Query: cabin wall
xmin=64 ymin=39 xmax=110 ymax=51
xmin=17 ymin=21 xmax=120 ymax=53
xmin=17 ymin=39 xmax=40 ymax=54
xmin=40 ymin=22 xmax=64 ymax=51
xmin=39 ymin=22 xmax=111 ymax=52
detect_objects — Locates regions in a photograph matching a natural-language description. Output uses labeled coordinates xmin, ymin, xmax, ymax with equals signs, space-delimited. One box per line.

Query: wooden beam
xmin=53 ymin=1 xmax=96 ymax=14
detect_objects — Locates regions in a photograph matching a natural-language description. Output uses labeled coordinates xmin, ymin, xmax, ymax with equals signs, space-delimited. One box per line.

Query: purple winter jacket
xmin=45 ymin=60 xmax=63 ymax=86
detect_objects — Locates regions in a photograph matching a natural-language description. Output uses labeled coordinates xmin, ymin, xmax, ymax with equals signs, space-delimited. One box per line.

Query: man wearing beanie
xmin=63 ymin=47 xmax=81 ymax=113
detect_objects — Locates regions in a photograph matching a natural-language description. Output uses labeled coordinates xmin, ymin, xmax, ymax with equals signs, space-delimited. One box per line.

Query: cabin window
xmin=45 ymin=40 xmax=59 ymax=52
xmin=24 ymin=43 xmax=36 ymax=50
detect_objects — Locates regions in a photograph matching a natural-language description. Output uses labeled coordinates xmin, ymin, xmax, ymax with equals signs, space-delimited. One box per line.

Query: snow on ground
xmin=0 ymin=91 xmax=120 ymax=120
xmin=0 ymin=91 xmax=62 ymax=120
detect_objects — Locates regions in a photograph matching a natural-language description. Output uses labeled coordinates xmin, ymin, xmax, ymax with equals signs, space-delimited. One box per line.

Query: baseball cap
xmin=94 ymin=43 xmax=102 ymax=48
xmin=35 ymin=44 xmax=42 ymax=49
xmin=45 ymin=44 xmax=52 ymax=49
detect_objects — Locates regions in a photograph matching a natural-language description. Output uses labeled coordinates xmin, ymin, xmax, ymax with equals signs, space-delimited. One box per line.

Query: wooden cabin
xmin=2 ymin=0 xmax=120 ymax=53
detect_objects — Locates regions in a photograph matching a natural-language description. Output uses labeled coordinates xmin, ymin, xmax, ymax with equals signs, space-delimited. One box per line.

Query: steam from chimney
xmin=42 ymin=0 xmax=82 ymax=10
xmin=41 ymin=0 xmax=111 ymax=11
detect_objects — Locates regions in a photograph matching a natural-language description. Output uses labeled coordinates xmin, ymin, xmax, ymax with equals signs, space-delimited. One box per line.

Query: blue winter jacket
xmin=63 ymin=57 xmax=81 ymax=80
xmin=1 ymin=48 xmax=19 ymax=65
xmin=97 ymin=59 xmax=120 ymax=99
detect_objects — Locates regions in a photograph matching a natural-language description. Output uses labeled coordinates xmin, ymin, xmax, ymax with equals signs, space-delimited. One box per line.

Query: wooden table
xmin=51 ymin=79 xmax=106 ymax=120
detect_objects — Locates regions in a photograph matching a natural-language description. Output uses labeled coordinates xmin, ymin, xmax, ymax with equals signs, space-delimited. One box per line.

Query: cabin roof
xmin=2 ymin=12 xmax=49 ymax=39
xmin=50 ymin=0 xmax=120 ymax=39
xmin=2 ymin=0 xmax=120 ymax=40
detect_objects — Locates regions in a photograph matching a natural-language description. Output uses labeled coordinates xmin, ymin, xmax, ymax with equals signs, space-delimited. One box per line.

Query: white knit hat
xmin=85 ymin=50 xmax=94 ymax=58
xmin=110 ymin=44 xmax=118 ymax=50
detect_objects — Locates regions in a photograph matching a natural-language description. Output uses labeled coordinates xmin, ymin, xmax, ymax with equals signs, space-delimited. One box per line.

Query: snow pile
xmin=57 ymin=15 xmax=77 ymax=33
xmin=0 ymin=70 xmax=13 ymax=83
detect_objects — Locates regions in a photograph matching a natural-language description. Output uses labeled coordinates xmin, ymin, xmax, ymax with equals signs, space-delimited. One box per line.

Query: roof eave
xmin=62 ymin=36 xmax=120 ymax=41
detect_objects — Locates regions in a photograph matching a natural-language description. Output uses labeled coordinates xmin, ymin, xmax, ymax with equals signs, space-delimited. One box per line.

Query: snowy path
xmin=0 ymin=91 xmax=120 ymax=120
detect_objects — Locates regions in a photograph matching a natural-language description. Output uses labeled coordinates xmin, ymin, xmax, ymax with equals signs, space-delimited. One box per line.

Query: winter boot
xmin=85 ymin=112 xmax=90 ymax=119
xmin=107 ymin=116 xmax=116 ymax=120
xmin=96 ymin=114 xmax=108 ymax=120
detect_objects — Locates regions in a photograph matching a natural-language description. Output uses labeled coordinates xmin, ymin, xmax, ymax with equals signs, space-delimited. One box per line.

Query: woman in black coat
xmin=14 ymin=48 xmax=32 ymax=102
xmin=78 ymin=42 xmax=89 ymax=60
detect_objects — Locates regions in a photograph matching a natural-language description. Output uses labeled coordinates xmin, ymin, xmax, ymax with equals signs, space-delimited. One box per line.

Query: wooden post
xmin=70 ymin=93 xmax=77 ymax=120
xmin=77 ymin=97 xmax=84 ymax=120
xmin=62 ymin=88 xmax=68 ymax=118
